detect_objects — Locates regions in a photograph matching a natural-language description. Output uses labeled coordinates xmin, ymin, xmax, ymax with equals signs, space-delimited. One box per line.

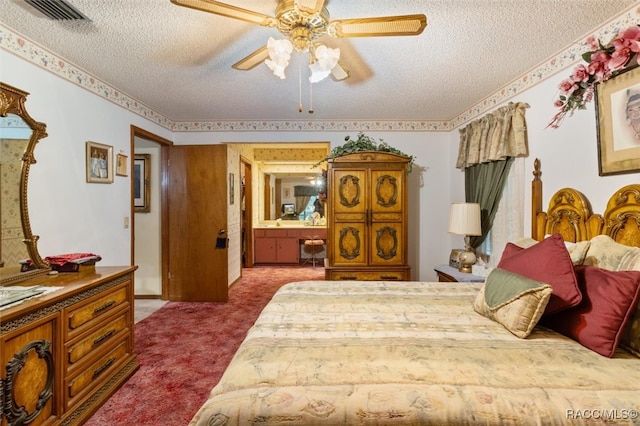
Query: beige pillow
xmin=473 ymin=268 xmax=552 ymax=338
xmin=513 ymin=237 xmax=590 ymax=265
xmin=582 ymin=234 xmax=640 ymax=271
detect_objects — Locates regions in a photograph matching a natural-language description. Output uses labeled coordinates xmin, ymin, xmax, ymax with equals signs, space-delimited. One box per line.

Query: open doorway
xmin=130 ymin=125 xmax=172 ymax=299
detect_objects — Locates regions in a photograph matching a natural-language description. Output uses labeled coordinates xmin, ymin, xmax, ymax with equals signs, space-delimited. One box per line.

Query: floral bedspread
xmin=190 ymin=281 xmax=640 ymax=425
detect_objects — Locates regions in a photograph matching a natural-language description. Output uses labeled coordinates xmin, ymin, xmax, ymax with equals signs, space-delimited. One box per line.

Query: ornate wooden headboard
xmin=531 ymin=158 xmax=640 ymax=247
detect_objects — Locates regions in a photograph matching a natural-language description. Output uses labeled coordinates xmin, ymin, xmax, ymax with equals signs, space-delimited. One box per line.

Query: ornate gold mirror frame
xmin=1 ymin=82 xmax=50 ymax=284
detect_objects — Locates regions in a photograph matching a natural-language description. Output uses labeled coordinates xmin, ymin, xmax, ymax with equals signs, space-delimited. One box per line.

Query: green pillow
xmin=485 ymin=268 xmax=550 ymax=309
xmin=474 ymin=268 xmax=552 ymax=338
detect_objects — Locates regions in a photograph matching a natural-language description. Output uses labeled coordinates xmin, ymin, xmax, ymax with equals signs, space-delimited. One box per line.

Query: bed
xmin=190 ymin=159 xmax=640 ymax=425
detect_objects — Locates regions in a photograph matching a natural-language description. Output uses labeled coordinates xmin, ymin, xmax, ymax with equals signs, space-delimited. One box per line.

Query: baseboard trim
xmin=135 ymin=294 xmax=163 ymax=300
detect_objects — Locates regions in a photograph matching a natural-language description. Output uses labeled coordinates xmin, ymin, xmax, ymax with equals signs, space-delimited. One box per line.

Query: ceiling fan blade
xmin=331 ymin=61 xmax=350 ymax=81
xmin=171 ymin=0 xmax=276 ymax=27
xmin=232 ymin=46 xmax=270 ymax=70
xmin=328 ymin=14 xmax=427 ymax=37
xmin=295 ymin=0 xmax=326 ymax=15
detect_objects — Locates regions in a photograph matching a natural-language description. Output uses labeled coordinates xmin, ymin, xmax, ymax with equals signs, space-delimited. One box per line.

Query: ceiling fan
xmin=170 ymin=0 xmax=427 ymax=82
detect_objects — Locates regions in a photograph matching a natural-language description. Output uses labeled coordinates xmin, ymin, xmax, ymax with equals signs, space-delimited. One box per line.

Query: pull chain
xmin=298 ymin=61 xmax=303 ymax=113
xmin=309 ymin=80 xmax=314 ymax=114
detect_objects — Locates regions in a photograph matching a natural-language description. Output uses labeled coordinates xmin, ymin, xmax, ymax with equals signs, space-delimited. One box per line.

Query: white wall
xmin=172 ymin=131 xmax=452 ymax=280
xmin=2 ymin=52 xmax=171 ymax=269
xmin=4 ymin=13 xmax=639 ymax=285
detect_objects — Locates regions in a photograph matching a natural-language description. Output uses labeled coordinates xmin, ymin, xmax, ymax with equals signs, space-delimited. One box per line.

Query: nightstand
xmin=434 ymin=264 xmax=485 ymax=283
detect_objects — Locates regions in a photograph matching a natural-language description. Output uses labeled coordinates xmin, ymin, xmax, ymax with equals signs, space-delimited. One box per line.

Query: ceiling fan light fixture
xmin=266 ymin=37 xmax=293 ymax=79
xmin=309 ymin=44 xmax=340 ymax=83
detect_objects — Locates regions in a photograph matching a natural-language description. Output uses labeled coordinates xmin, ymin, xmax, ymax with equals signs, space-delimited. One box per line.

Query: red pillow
xmin=498 ymin=234 xmax=581 ymax=315
xmin=501 ymin=242 xmax=523 ymax=258
xmin=544 ymin=266 xmax=640 ymax=357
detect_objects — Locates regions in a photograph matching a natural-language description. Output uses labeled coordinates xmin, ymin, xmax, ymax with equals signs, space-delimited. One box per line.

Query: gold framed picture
xmin=116 ymin=153 xmax=128 ymax=177
xmin=595 ymin=64 xmax=640 ymax=176
xmin=86 ymin=141 xmax=113 ymax=183
xmin=134 ymin=154 xmax=150 ymax=213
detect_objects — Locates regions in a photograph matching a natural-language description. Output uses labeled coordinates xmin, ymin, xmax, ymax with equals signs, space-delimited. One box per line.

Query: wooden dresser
xmin=0 ymin=266 xmax=139 ymax=426
xmin=325 ymin=152 xmax=411 ymax=281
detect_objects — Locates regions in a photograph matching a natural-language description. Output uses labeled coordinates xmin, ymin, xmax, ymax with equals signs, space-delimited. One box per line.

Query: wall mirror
xmin=0 ymin=82 xmax=49 ymax=284
xmin=247 ymin=143 xmax=329 ymax=222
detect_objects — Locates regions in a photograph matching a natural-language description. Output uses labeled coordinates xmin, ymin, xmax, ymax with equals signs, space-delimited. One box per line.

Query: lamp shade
xmin=448 ymin=203 xmax=482 ymax=236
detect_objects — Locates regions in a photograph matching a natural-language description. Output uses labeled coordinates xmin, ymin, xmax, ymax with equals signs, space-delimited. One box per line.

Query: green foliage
xmin=314 ymin=132 xmax=415 ymax=172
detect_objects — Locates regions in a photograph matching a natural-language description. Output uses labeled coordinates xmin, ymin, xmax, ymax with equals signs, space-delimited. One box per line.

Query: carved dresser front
xmin=0 ymin=266 xmax=138 ymax=426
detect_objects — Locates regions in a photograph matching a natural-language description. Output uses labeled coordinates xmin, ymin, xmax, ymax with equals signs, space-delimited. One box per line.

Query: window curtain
xmin=456 ymin=102 xmax=529 ymax=249
xmin=480 ymin=157 xmax=525 ymax=267
xmin=294 ymin=186 xmax=317 ymax=217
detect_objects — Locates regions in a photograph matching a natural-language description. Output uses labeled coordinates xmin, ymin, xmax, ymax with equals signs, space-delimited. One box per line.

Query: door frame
xmin=129 ymin=125 xmax=173 ymax=299
xmin=241 ymin=157 xmax=254 ymax=268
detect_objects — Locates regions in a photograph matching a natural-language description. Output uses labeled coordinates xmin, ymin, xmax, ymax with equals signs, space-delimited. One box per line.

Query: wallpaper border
xmin=1 ymin=6 xmax=638 ymax=132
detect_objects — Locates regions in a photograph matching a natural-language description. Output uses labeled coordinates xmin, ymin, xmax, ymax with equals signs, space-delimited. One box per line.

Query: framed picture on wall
xmin=86 ymin=141 xmax=114 ymax=183
xmin=229 ymin=173 xmax=235 ymax=205
xmin=595 ymin=64 xmax=640 ymax=175
xmin=116 ymin=153 xmax=128 ymax=176
xmin=134 ymin=154 xmax=150 ymax=213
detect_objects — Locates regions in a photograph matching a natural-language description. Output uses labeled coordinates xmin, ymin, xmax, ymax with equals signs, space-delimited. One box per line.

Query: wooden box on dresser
xmin=325 ymin=152 xmax=411 ymax=281
xmin=0 ymin=266 xmax=139 ymax=426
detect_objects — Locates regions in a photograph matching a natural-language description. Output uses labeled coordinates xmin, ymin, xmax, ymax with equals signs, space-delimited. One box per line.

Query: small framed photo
xmin=595 ymin=64 xmax=640 ymax=175
xmin=134 ymin=154 xmax=151 ymax=213
xmin=229 ymin=173 xmax=235 ymax=205
xmin=116 ymin=153 xmax=128 ymax=177
xmin=86 ymin=141 xmax=113 ymax=183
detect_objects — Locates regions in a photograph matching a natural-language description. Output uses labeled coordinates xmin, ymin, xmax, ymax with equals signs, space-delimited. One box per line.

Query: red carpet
xmin=86 ymin=266 xmax=325 ymax=426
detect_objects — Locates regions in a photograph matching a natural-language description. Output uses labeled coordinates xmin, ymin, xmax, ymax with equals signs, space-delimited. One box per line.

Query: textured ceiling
xmin=1 ymin=0 xmax=638 ymax=124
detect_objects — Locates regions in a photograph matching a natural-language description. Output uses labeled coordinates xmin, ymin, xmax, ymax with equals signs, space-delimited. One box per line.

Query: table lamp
xmin=448 ymin=203 xmax=482 ymax=273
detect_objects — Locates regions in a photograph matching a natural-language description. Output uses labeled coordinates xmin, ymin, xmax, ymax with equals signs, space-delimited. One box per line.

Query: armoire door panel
xmin=332 ymin=223 xmax=367 ymax=265
xmin=371 ymin=170 xmax=404 ymax=213
xmin=369 ymin=223 xmax=405 ymax=265
xmin=332 ymin=170 xmax=366 ymax=214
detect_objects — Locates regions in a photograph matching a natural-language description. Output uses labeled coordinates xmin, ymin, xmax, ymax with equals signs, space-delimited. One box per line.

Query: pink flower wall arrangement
xmin=549 ymin=25 xmax=640 ymax=129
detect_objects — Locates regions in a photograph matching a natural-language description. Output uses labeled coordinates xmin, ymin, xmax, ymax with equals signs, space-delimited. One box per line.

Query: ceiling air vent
xmin=24 ymin=0 xmax=90 ymax=20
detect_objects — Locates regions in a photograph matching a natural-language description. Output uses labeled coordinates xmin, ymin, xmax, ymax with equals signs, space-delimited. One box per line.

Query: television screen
xmin=282 ymin=203 xmax=295 ymax=215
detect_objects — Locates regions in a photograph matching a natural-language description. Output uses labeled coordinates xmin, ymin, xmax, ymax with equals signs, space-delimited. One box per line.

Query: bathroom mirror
xmin=0 ymin=82 xmax=49 ymax=284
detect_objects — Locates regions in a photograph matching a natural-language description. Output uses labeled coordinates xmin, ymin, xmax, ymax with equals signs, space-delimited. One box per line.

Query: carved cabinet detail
xmin=0 ymin=266 xmax=139 ymax=426
xmin=326 ymin=152 xmax=410 ymax=281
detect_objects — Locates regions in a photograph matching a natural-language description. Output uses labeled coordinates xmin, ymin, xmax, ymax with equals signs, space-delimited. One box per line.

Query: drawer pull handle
xmin=93 ymin=357 xmax=116 ymax=378
xmin=93 ymin=329 xmax=116 ymax=346
xmin=340 ymin=276 xmax=358 ymax=280
xmin=93 ymin=300 xmax=116 ymax=315
xmin=381 ymin=275 xmax=400 ymax=280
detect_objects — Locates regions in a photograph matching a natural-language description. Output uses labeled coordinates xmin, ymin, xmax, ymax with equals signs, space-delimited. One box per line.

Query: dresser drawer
xmin=66 ymin=307 xmax=129 ymax=367
xmin=66 ymin=284 xmax=129 ymax=335
xmin=66 ymin=337 xmax=130 ymax=405
xmin=326 ymin=269 xmax=410 ymax=281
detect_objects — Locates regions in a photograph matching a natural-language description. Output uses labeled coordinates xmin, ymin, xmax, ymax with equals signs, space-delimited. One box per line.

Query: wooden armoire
xmin=325 ymin=151 xmax=411 ymax=280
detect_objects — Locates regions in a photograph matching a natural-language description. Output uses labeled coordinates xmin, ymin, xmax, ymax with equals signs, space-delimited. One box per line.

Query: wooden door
xmin=167 ymin=145 xmax=228 ymax=302
xmin=370 ymin=169 xmax=405 ymax=266
xmin=330 ymin=168 xmax=368 ymax=266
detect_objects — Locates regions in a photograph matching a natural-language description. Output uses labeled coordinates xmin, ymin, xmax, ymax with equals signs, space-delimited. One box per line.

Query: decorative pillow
xmin=498 ymin=234 xmax=581 ymax=315
xmin=473 ymin=268 xmax=552 ymax=338
xmin=543 ymin=265 xmax=640 ymax=358
xmin=581 ymin=235 xmax=640 ymax=357
xmin=582 ymin=234 xmax=640 ymax=271
xmin=620 ymin=308 xmax=640 ymax=357
xmin=511 ymin=237 xmax=590 ymax=265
